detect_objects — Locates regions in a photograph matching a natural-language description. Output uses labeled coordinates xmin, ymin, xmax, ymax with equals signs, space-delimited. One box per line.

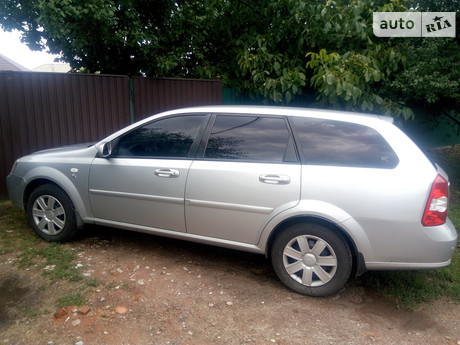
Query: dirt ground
xmin=1 ymin=225 xmax=459 ymax=345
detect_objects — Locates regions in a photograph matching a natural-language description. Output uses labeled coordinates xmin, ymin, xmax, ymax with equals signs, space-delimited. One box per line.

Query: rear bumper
xmin=366 ymin=217 xmax=457 ymax=270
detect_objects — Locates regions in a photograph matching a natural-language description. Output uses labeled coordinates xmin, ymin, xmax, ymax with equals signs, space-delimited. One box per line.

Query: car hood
xmin=32 ymin=143 xmax=95 ymax=155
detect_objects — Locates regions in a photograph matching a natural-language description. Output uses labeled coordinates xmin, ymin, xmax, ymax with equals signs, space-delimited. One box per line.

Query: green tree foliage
xmin=389 ymin=39 xmax=460 ymax=127
xmin=391 ymin=39 xmax=460 ymax=108
xmin=303 ymin=0 xmax=417 ymax=119
xmin=391 ymin=0 xmax=460 ymax=129
xmin=0 ymin=0 xmax=174 ymax=74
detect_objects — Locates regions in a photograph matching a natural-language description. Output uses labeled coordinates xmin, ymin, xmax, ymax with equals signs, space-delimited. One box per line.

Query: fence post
xmin=129 ymin=77 xmax=135 ymax=123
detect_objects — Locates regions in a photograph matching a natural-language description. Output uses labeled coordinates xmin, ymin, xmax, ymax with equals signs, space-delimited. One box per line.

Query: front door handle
xmin=154 ymin=169 xmax=180 ymax=178
xmin=259 ymin=174 xmax=291 ymax=185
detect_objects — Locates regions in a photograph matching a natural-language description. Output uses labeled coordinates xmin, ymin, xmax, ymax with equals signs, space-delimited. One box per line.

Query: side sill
xmin=93 ymin=218 xmax=265 ymax=255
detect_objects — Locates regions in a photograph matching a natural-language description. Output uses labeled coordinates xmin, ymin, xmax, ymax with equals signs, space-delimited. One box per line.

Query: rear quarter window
xmin=292 ymin=117 xmax=399 ymax=169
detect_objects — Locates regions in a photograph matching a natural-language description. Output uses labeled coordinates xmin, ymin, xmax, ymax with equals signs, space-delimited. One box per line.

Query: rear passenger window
xmin=293 ymin=118 xmax=399 ymax=168
xmin=204 ymin=115 xmax=297 ymax=162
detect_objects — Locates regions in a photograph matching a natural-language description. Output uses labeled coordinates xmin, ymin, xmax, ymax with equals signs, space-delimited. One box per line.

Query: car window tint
xmin=293 ymin=117 xmax=399 ymax=168
xmin=113 ymin=115 xmax=205 ymax=158
xmin=204 ymin=115 xmax=296 ymax=162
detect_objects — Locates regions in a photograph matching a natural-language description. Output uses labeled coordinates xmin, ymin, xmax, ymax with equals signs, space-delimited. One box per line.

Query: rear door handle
xmin=259 ymin=174 xmax=291 ymax=185
xmin=154 ymin=169 xmax=180 ymax=178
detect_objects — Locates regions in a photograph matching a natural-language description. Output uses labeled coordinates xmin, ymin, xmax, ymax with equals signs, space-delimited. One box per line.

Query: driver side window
xmin=112 ymin=115 xmax=206 ymax=158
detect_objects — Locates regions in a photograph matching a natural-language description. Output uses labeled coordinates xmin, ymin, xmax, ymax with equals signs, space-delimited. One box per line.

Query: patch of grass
xmin=38 ymin=244 xmax=82 ymax=282
xmin=18 ymin=248 xmax=37 ymax=267
xmin=56 ymin=294 xmax=86 ymax=308
xmin=0 ymin=200 xmax=40 ymax=254
xmin=363 ymin=252 xmax=460 ymax=309
xmin=120 ymin=282 xmax=131 ymax=290
xmin=105 ymin=281 xmax=118 ymax=289
xmin=17 ymin=242 xmax=82 ymax=282
xmin=450 ymin=203 xmax=460 ymax=234
xmin=0 ymin=200 xmax=82 ymax=283
xmin=0 ymin=200 xmax=89 ymax=309
xmin=24 ymin=307 xmax=40 ymax=318
xmin=85 ymin=277 xmax=101 ymax=287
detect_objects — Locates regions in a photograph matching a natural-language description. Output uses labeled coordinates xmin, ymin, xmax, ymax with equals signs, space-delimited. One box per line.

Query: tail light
xmin=422 ymin=174 xmax=449 ymax=226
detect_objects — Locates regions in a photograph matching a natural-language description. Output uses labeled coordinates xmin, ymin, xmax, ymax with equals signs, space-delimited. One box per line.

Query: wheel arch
xmin=23 ymin=178 xmax=56 ymax=209
xmin=266 ymin=215 xmax=366 ymax=277
xmin=22 ymin=176 xmax=87 ymax=228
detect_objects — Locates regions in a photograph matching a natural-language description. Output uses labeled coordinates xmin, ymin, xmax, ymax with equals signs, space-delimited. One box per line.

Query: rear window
xmin=292 ymin=118 xmax=399 ymax=169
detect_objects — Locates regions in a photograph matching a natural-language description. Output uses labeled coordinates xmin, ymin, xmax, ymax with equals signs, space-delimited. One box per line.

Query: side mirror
xmin=97 ymin=141 xmax=112 ymax=158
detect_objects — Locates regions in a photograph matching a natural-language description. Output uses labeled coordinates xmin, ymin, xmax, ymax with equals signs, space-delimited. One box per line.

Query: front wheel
xmin=26 ymin=184 xmax=77 ymax=242
xmin=270 ymin=223 xmax=352 ymax=297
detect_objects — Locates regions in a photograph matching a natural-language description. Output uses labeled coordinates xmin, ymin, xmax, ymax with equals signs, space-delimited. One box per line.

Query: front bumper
xmin=6 ymin=174 xmax=26 ymax=210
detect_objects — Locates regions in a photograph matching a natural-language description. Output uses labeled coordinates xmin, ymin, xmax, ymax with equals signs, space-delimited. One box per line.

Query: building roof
xmin=33 ymin=63 xmax=71 ymax=73
xmin=0 ymin=53 xmax=29 ymax=71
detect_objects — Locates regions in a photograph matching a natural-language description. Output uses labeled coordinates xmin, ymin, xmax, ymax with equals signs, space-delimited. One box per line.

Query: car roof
xmin=158 ymin=105 xmax=394 ymax=124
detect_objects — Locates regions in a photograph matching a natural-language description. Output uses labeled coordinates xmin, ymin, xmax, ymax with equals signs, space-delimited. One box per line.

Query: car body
xmin=7 ymin=106 xmax=457 ymax=296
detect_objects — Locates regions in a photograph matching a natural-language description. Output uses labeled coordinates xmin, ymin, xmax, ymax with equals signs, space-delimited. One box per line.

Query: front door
xmin=89 ymin=114 xmax=208 ymax=232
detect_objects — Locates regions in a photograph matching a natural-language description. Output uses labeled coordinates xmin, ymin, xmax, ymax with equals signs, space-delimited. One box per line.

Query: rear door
xmin=185 ymin=114 xmax=301 ymax=244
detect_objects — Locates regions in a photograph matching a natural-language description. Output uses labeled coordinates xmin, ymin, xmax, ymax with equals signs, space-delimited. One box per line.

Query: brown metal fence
xmin=0 ymin=71 xmax=222 ymax=196
xmin=132 ymin=77 xmax=223 ymax=121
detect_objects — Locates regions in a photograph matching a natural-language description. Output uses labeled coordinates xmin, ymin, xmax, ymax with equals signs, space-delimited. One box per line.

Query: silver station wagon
xmin=7 ymin=106 xmax=457 ymax=296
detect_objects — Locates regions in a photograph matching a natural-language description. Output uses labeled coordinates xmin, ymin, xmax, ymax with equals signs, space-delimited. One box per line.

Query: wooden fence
xmin=0 ymin=71 xmax=222 ymax=195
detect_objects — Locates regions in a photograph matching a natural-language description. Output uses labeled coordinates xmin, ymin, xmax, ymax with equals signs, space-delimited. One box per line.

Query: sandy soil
xmin=1 ymin=225 xmax=459 ymax=345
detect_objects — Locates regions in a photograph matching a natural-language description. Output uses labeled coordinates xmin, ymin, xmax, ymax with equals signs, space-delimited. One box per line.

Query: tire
xmin=26 ymin=184 xmax=77 ymax=242
xmin=270 ymin=223 xmax=352 ymax=297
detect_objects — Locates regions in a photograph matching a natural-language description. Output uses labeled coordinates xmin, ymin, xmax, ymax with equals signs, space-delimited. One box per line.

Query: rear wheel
xmin=271 ymin=223 xmax=352 ymax=297
xmin=26 ymin=184 xmax=77 ymax=242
